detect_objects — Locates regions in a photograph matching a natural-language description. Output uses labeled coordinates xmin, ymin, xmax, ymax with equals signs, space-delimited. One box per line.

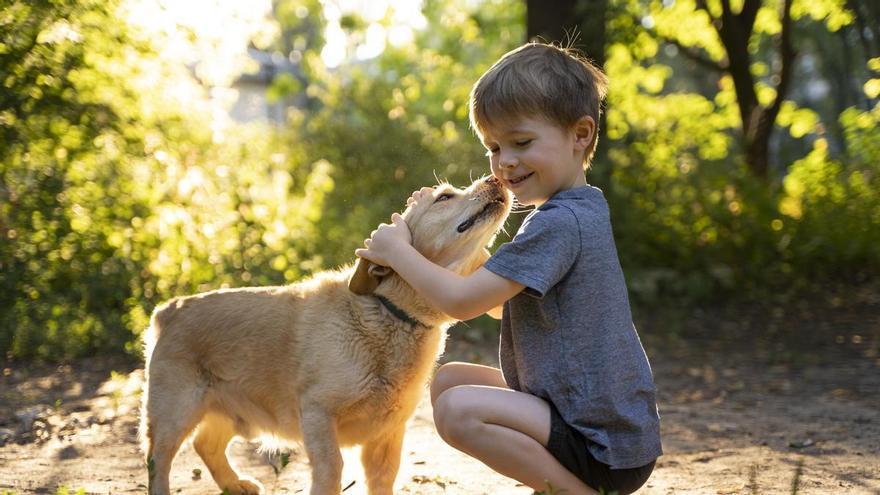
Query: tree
xmin=700 ymin=0 xmax=794 ymax=178
xmin=632 ymin=0 xmax=860 ymax=179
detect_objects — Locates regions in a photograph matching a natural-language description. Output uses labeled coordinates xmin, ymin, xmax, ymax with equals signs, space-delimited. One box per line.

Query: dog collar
xmin=375 ymin=295 xmax=426 ymax=328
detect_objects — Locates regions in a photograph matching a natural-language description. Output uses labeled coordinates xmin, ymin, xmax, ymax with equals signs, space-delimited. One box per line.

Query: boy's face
xmin=480 ymin=116 xmax=591 ymax=207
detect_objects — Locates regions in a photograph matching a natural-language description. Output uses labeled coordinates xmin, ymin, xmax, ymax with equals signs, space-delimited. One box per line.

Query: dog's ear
xmin=348 ymin=258 xmax=392 ymax=294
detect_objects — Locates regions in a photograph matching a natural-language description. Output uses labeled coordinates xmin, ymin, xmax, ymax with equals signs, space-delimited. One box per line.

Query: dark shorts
xmin=546 ymin=404 xmax=655 ymax=495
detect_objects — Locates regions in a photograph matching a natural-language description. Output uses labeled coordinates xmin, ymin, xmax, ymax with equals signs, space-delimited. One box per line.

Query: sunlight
xmin=123 ymin=0 xmax=275 ymax=86
xmin=320 ymin=0 xmax=426 ymax=68
xmin=120 ymin=0 xmax=277 ymax=142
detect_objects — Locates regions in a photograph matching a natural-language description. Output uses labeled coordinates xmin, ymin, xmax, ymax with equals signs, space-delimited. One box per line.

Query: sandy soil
xmin=1 ymin=297 xmax=879 ymax=495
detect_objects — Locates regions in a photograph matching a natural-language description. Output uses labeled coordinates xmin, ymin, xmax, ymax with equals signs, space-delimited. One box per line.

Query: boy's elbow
xmin=486 ymin=305 xmax=503 ymax=320
xmin=445 ymin=307 xmax=476 ymax=321
xmin=442 ymin=298 xmax=484 ymax=321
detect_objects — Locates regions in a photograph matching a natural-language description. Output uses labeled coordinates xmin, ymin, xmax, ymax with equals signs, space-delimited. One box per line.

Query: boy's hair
xmin=469 ymin=42 xmax=609 ymax=167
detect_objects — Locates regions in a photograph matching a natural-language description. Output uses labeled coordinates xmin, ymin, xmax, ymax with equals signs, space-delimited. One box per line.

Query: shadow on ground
xmin=1 ymin=287 xmax=878 ymax=494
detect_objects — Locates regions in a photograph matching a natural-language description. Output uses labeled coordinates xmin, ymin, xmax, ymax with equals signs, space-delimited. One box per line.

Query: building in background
xmin=227 ymin=47 xmax=304 ymax=124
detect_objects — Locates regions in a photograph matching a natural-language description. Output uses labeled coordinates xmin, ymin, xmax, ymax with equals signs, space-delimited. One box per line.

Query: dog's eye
xmin=434 ymin=193 xmax=454 ymax=203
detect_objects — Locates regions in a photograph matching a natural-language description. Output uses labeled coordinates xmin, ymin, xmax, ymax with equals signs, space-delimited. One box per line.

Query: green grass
xmin=2 ymin=487 xmax=87 ymax=495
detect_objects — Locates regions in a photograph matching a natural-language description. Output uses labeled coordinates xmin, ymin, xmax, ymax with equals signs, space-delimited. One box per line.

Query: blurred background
xmin=1 ymin=0 xmax=878 ymax=362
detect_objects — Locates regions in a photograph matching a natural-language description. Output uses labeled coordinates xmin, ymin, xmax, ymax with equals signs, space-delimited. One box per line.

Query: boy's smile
xmin=481 ymin=116 xmax=593 ymax=206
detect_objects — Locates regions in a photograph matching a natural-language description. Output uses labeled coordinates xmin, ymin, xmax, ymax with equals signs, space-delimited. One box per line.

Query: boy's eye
xmin=516 ymin=139 xmax=532 ymax=147
xmin=485 ymin=147 xmax=499 ymax=156
xmin=434 ymin=193 xmax=454 ymax=203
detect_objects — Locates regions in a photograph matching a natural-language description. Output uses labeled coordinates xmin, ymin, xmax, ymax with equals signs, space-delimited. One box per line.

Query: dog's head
xmin=349 ymin=176 xmax=512 ymax=295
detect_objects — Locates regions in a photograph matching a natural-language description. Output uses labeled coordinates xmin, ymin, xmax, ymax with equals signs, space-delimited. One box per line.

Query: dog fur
xmin=140 ymin=176 xmax=511 ymax=495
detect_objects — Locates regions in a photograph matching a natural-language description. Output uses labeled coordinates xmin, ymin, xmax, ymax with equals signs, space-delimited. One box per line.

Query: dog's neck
xmin=373 ymin=274 xmax=451 ymax=328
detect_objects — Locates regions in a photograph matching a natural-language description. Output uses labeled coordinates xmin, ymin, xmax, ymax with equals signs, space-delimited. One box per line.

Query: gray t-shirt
xmin=484 ymin=185 xmax=662 ymax=469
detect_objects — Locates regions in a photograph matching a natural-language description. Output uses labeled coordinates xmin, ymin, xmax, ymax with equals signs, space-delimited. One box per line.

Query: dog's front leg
xmin=361 ymin=425 xmax=405 ymax=495
xmin=300 ymin=405 xmax=343 ymax=495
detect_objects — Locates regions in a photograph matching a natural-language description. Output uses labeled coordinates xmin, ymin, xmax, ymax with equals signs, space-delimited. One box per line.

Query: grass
xmin=2 ymin=488 xmax=87 ymax=495
xmin=532 ymin=461 xmax=807 ymax=495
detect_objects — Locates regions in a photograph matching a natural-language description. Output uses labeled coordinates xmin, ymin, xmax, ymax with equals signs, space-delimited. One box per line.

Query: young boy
xmin=355 ymin=42 xmax=661 ymax=495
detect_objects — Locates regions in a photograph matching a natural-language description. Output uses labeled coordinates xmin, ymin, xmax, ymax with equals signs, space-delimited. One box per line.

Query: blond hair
xmin=469 ymin=42 xmax=608 ymax=166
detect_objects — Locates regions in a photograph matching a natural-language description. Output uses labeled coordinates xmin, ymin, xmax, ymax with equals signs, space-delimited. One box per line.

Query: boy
xmin=355 ymin=42 xmax=661 ymax=495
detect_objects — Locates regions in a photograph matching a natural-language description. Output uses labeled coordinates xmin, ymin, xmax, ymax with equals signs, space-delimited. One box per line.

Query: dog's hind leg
xmin=143 ymin=361 xmax=207 ymax=495
xmin=300 ymin=405 xmax=343 ymax=495
xmin=193 ymin=412 xmax=263 ymax=495
xmin=361 ymin=425 xmax=405 ymax=495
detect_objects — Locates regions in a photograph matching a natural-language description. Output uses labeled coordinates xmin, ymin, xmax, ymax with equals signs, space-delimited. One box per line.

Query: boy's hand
xmin=406 ymin=186 xmax=435 ymax=207
xmin=355 ymin=213 xmax=412 ymax=267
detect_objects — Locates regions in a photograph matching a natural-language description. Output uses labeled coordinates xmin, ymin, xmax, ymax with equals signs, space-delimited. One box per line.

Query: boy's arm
xmin=380 ymin=242 xmax=522 ymax=321
xmin=355 ymin=214 xmax=522 ymax=321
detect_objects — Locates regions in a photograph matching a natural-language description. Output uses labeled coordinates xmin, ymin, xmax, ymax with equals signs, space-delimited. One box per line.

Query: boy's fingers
xmin=408 ymin=187 xmax=435 ymax=205
xmin=355 ymin=247 xmax=378 ymax=260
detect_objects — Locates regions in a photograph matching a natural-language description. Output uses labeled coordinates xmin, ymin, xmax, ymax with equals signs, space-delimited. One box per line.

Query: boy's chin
xmin=512 ymin=193 xmax=541 ymax=207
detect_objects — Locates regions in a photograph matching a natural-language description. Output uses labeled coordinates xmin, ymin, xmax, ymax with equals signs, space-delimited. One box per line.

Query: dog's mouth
xmin=456 ymin=196 xmax=506 ymax=233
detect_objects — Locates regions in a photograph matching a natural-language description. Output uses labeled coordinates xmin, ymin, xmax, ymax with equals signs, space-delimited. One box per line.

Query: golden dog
xmin=140 ymin=176 xmax=511 ymax=495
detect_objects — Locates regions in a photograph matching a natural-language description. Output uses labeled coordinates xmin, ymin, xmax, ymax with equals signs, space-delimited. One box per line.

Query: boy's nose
xmin=499 ymin=153 xmax=517 ymax=169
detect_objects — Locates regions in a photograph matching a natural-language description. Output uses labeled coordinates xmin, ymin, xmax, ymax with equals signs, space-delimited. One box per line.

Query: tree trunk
xmin=698 ymin=0 xmax=795 ymax=179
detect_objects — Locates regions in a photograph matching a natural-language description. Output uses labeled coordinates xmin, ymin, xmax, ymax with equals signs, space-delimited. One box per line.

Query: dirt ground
xmin=1 ymin=291 xmax=879 ymax=494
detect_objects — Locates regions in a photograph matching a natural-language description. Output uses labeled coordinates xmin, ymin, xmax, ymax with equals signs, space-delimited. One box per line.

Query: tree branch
xmin=663 ymin=35 xmax=728 ymax=71
xmin=629 ymin=12 xmax=727 ymax=71
xmin=766 ymin=0 xmax=796 ymax=120
xmin=740 ymin=0 xmax=762 ymax=35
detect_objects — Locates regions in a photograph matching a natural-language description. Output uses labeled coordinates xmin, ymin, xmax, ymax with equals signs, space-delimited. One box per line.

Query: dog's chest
xmin=337 ymin=326 xmax=445 ymax=430
xmin=335 ymin=371 xmax=425 ymax=442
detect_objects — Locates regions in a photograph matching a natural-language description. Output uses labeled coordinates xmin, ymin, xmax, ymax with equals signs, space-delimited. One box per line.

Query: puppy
xmin=140 ymin=175 xmax=511 ymax=495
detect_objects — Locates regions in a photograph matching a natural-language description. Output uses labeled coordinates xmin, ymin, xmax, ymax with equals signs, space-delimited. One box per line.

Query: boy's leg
xmin=434 ymin=385 xmax=597 ymax=495
xmin=430 ymin=361 xmax=508 ymax=406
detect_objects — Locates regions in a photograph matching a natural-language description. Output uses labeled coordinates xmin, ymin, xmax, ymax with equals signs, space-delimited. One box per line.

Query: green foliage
xmin=603 ymin=0 xmax=877 ymax=303
xmin=1 ymin=0 xmax=150 ymax=359
xmin=54 ymin=487 xmax=86 ymax=495
xmin=0 ymin=0 xmax=333 ymax=360
xmin=777 ymin=101 xmax=880 ymax=277
xmin=291 ymin=0 xmax=525 ymax=268
xmin=0 ymin=0 xmax=876 ymax=361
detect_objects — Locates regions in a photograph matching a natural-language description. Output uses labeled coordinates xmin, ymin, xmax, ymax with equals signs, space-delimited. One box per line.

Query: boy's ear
xmin=572 ymin=115 xmax=596 ymax=151
xmin=349 ymin=257 xmax=392 ymax=294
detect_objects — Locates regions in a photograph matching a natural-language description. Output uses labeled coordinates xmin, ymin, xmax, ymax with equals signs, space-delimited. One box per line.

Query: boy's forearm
xmin=384 ymin=242 xmax=483 ymax=320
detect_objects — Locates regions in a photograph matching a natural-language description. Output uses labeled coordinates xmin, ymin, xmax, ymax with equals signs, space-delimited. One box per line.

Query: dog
xmin=140 ymin=175 xmax=511 ymax=495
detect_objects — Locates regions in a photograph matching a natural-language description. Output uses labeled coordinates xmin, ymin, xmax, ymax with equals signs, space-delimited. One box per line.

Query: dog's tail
xmin=142 ymin=297 xmax=185 ymax=359
xmin=139 ymin=297 xmax=184 ymax=455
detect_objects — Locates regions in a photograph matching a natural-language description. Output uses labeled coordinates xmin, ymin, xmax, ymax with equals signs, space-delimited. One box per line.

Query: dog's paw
xmin=222 ymin=477 xmax=263 ymax=495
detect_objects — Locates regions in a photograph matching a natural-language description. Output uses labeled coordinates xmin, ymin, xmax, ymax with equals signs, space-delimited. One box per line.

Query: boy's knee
xmin=430 ymin=362 xmax=460 ymax=406
xmin=433 ymin=387 xmax=481 ymax=447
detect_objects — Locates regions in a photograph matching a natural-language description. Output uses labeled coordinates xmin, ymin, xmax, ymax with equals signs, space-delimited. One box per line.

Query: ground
xmin=1 ymin=290 xmax=879 ymax=494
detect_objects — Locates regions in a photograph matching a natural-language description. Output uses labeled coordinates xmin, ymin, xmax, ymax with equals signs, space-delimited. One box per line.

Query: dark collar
xmin=376 ymin=295 xmax=426 ymax=328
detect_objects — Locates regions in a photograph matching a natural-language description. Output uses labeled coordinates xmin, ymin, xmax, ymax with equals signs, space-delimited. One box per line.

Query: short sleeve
xmin=484 ymin=204 xmax=580 ymax=298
